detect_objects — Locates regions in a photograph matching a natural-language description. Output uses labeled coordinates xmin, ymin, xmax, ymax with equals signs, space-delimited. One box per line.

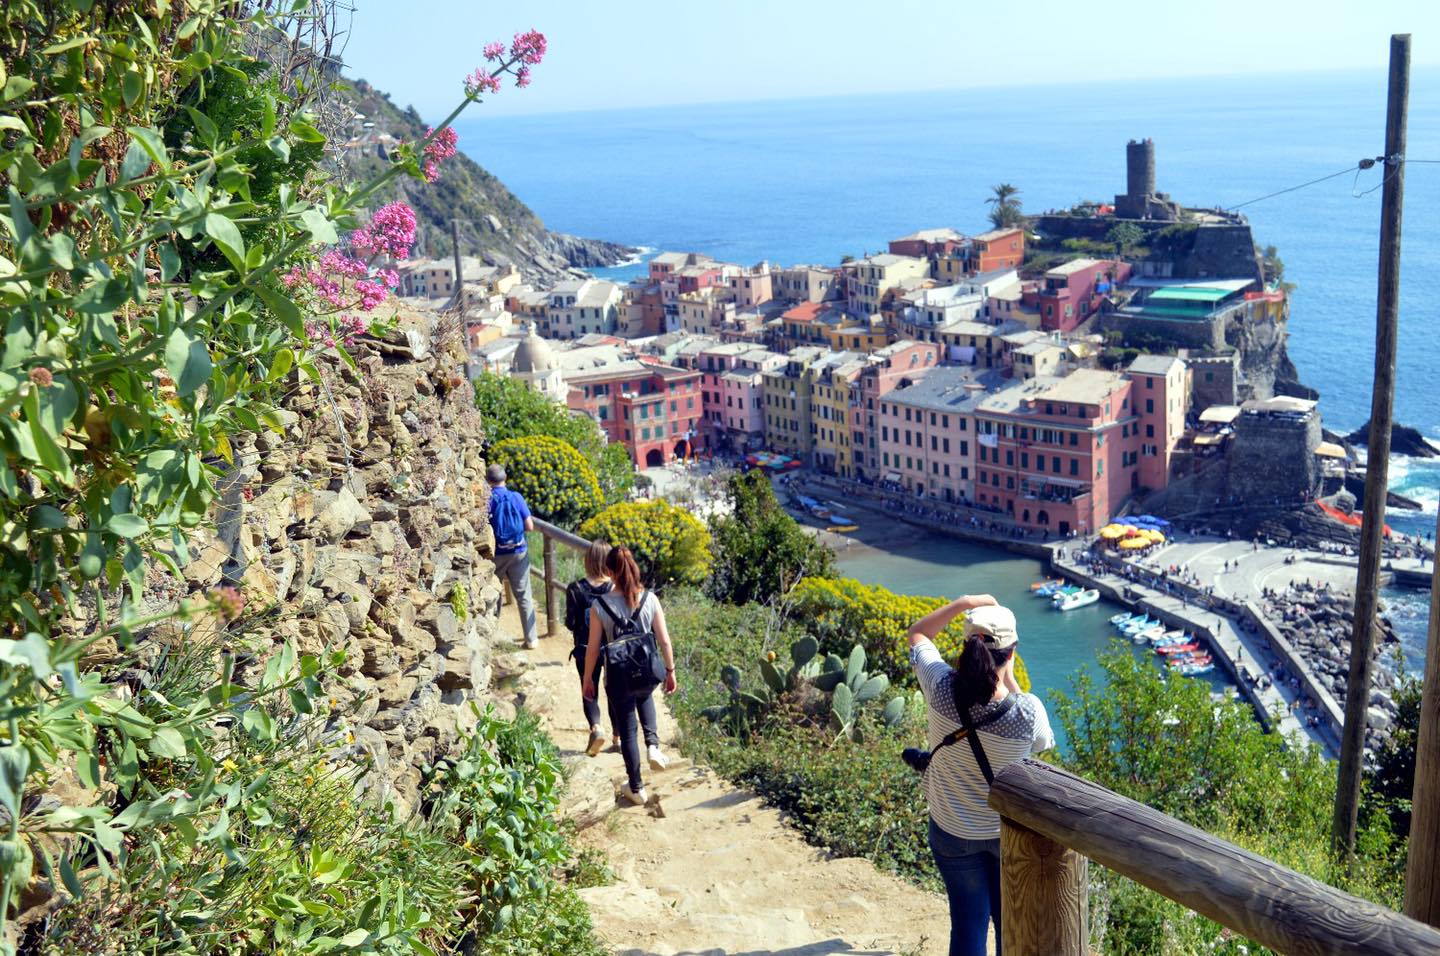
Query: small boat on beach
xmin=1056 ymin=589 xmax=1100 ymax=611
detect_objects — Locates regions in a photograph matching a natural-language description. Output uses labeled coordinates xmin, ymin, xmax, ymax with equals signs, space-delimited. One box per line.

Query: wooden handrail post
xmin=1000 ymin=817 xmax=1088 ymax=956
xmin=542 ymin=534 xmax=558 ymax=638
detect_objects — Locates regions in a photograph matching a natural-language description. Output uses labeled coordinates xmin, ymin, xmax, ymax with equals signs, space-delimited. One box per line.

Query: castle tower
xmin=1126 ymin=138 xmax=1156 ymax=202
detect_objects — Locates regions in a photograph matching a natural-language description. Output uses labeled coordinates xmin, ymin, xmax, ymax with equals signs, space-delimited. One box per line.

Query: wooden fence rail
xmin=527 ymin=517 xmax=591 ymax=638
xmin=989 ymin=759 xmax=1440 ymax=956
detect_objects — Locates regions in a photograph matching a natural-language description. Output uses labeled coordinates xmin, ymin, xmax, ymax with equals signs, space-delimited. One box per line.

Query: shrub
xmin=707 ymin=470 xmax=834 ymax=605
xmin=474 ymin=372 xmax=633 ymax=504
xmin=579 ymin=500 xmax=713 ymax=589
xmin=788 ymin=577 xmax=1030 ymax=690
xmin=490 ymin=436 xmax=605 ymax=527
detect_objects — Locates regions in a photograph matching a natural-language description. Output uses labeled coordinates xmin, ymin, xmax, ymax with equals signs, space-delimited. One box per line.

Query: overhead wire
xmin=1226 ymin=156 xmax=1386 ymax=212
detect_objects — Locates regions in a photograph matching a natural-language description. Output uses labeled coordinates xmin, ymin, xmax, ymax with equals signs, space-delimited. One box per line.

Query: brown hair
xmin=583 ymin=540 xmax=612 ymax=580
xmin=952 ymin=634 xmax=1014 ymax=712
xmin=604 ymin=546 xmax=643 ymax=607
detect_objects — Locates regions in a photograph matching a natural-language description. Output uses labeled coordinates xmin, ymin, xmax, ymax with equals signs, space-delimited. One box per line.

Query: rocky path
xmin=493 ymin=603 xmax=962 ymax=956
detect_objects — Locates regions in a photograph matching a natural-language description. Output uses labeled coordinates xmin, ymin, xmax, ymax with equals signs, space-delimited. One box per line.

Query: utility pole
xmin=1407 ymin=506 xmax=1440 ymax=926
xmin=1332 ymin=32 xmax=1409 ymax=862
xmin=449 ymin=217 xmax=465 ymax=309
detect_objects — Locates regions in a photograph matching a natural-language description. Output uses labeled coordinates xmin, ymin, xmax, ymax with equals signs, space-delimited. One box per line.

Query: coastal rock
xmin=1344 ymin=419 xmax=1438 ymax=458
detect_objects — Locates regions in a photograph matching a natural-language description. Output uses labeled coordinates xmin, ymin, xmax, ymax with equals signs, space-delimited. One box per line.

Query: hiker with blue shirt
xmin=906 ymin=597 xmax=1054 ymax=956
xmin=486 ymin=463 xmax=537 ymax=649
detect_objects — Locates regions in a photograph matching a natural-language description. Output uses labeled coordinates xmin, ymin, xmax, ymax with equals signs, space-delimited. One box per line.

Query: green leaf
xmin=119 ymin=138 xmax=151 ymax=182
xmin=41 ymin=36 xmax=95 ymax=55
xmin=0 ymin=745 xmax=30 ymax=821
xmin=164 ymin=328 xmax=212 ymax=397
xmin=266 ymin=136 xmax=290 ymax=163
xmin=3 ymin=77 xmax=35 ymax=102
xmin=123 ymin=126 xmax=168 ymax=171
xmin=104 ymin=513 xmax=148 ymax=539
xmin=157 ymin=243 xmax=180 ymax=281
xmin=338 ymin=929 xmax=369 ymax=946
xmin=121 ymin=71 xmax=143 ymax=108
xmin=71 ymin=278 xmax=131 ymax=314
xmin=148 ymin=727 xmax=186 ymax=759
xmin=300 ymin=208 xmax=337 ymax=245
xmin=58 ymin=853 xmax=84 ymax=897
xmin=203 ymin=213 xmax=245 ymax=270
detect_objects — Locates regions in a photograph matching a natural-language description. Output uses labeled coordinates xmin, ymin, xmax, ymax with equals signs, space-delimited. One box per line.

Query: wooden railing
xmin=989 ymin=759 xmax=1440 ymax=955
xmin=529 ymin=516 xmax=591 ymax=638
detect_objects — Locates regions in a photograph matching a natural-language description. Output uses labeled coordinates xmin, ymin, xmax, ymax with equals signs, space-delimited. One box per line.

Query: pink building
xmin=1127 ymin=354 xmax=1190 ymax=492
xmin=874 ymin=366 xmax=987 ymax=503
xmin=727 ymin=265 xmax=774 ymax=309
xmin=696 ymin=344 xmax=783 ymax=451
xmin=974 ymin=370 xmax=1134 ymax=535
xmin=848 ymin=340 xmax=944 ymax=479
xmin=888 ymin=227 xmax=966 ymax=261
xmin=1023 ymin=258 xmax=1131 ymax=333
xmin=566 ymin=361 xmax=705 ymax=468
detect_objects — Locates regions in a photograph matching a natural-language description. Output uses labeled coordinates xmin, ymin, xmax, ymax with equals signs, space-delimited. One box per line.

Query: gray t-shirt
xmin=592 ymin=590 xmax=658 ymax=641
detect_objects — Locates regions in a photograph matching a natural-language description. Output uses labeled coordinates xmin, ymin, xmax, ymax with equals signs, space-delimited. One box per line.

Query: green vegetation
xmin=1053 ymin=648 xmax=1403 ymax=955
xmin=1105 ymin=222 xmax=1146 ymax=258
xmin=706 ymin=470 xmax=834 ymax=605
xmin=473 ymin=372 xmax=634 ymax=504
xmin=579 ymin=499 xmax=713 ymax=589
xmin=489 ymin=435 xmax=605 ymax=527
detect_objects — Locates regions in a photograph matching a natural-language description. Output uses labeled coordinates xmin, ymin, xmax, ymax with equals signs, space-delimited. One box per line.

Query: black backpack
xmin=564 ymin=579 xmax=611 ymax=657
xmin=596 ymin=592 xmax=666 ymax=693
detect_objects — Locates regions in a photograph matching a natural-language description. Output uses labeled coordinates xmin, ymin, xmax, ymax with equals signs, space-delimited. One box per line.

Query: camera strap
xmin=939 ymin=693 xmax=1017 ymax=786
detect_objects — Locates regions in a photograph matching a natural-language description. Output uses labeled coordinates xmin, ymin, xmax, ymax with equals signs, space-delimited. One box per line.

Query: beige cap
xmin=965 ymin=605 xmax=1018 ymax=650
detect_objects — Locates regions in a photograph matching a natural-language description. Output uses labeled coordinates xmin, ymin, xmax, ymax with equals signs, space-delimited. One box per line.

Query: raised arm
xmin=906 ymin=593 xmax=997 ymax=648
xmin=581 ymin=607 xmax=604 ymax=699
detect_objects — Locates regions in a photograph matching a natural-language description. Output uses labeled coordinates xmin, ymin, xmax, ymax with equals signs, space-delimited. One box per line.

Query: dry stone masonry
xmin=182 ymin=316 xmax=507 ymax=811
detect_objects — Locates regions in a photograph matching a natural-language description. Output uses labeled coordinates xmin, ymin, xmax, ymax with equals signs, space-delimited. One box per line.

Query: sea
xmin=461 ymin=68 xmax=1440 ymax=663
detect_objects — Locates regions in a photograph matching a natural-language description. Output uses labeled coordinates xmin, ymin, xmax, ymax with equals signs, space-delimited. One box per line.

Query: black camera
xmin=901 ymin=747 xmax=932 ymax=773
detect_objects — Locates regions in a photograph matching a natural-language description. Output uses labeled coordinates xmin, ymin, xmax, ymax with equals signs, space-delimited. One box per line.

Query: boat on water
xmin=1119 ymin=616 xmax=1155 ymax=634
xmin=827 ymin=524 xmax=859 ymax=533
xmin=1156 ymin=642 xmax=1200 ymax=656
xmin=1149 ymin=629 xmax=1189 ymax=646
xmin=1056 ymin=588 xmax=1100 ymax=611
xmin=1033 ymin=579 xmax=1065 ymax=592
xmin=1167 ymin=653 xmax=1213 ymax=667
xmin=1050 ymin=585 xmax=1083 ymax=602
xmin=1035 ymin=581 xmax=1069 ymax=597
xmin=1177 ymin=661 xmax=1216 ymax=676
xmin=1110 ymin=611 xmax=1138 ymax=626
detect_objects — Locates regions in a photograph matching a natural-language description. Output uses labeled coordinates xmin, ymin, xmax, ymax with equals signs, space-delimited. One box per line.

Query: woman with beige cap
xmin=906 ymin=595 xmax=1054 ymax=956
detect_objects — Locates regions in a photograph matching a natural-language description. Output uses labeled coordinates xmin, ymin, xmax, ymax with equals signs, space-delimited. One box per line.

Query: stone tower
xmin=1115 ymin=138 xmax=1180 ymax=220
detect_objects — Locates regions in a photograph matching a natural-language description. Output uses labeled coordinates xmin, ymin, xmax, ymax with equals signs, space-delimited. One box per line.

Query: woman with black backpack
xmin=905 ymin=596 xmax=1054 ymax=956
xmin=565 ymin=540 xmax=617 ymax=758
xmin=581 ymin=546 xmax=676 ymax=805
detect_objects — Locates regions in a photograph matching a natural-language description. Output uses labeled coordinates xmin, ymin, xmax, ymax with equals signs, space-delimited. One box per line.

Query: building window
xmin=961 ymin=467 xmax=969 ymax=480
xmin=1147 ymin=377 xmax=1154 ymax=390
xmin=1146 ymin=423 xmax=1154 ymax=438
xmin=1020 ymin=452 xmax=1029 ymax=468
xmin=1069 ymin=433 xmax=1078 ymax=447
xmin=1035 ymin=456 xmax=1044 ymax=473
xmin=931 ymin=436 xmax=938 ymax=452
xmin=1070 ymin=458 xmax=1079 ymax=476
xmin=1006 ymin=450 xmax=1014 ymax=467
xmin=943 ymin=438 xmax=950 ymax=453
xmin=1146 ymin=398 xmax=1154 ymax=413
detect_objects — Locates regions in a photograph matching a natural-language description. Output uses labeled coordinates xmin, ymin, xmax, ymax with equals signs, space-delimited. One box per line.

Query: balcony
xmin=1019 ymin=478 xmax=1090 ymax=504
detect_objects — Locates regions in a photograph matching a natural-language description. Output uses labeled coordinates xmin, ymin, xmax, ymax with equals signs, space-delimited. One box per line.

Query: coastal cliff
xmin=337 ymin=80 xmax=636 ymax=283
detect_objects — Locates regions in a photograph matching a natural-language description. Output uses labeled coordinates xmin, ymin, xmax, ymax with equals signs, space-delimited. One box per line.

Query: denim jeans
xmin=928 ymin=818 xmax=1002 ymax=956
xmin=573 ymin=651 xmax=603 ymax=729
xmin=607 ymin=681 xmax=659 ymax=793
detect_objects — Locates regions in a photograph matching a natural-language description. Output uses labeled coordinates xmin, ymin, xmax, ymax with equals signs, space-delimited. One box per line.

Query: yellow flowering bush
xmin=788 ymin=577 xmax=1030 ymax=689
xmin=490 ymin=435 xmax=604 ymax=527
xmin=580 ymin=500 xmax=713 ymax=589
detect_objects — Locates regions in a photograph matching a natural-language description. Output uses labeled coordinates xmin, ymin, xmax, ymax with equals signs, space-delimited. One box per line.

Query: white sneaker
xmin=647 ymin=745 xmax=670 ymax=771
xmin=622 ymin=786 xmax=648 ymax=806
xmin=523 ymin=637 xmax=538 ymax=649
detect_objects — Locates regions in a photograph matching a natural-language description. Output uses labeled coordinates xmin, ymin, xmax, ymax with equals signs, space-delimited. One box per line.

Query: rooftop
xmin=1127 ymin=354 xmax=1185 ymax=376
xmin=1045 ymin=257 xmax=1104 ymax=278
xmin=973 ymin=226 xmax=1024 ymax=243
xmin=1036 ymin=369 xmax=1128 ymax=405
xmin=1016 ymin=341 xmax=1064 ymax=357
xmin=893 ymin=227 xmax=964 ymax=244
xmin=861 ymin=253 xmax=925 ymax=269
xmin=885 ymin=366 xmax=994 ymax=413
xmin=1199 ymin=404 xmax=1242 ymax=425
xmin=1242 ymin=396 xmax=1318 ymax=416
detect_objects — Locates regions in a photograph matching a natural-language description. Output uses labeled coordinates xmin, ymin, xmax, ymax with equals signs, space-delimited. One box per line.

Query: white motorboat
xmin=1056 ymin=588 xmax=1100 ymax=611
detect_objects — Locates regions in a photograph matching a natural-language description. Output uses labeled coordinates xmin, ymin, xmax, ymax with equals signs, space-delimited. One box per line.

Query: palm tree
xmin=986 ymin=183 xmax=1023 ymax=229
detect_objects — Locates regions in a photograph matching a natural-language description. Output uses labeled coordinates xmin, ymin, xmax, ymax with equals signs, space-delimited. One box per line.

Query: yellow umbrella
xmin=1100 ymin=525 xmax=1127 ymax=540
xmin=1118 ymin=538 xmax=1148 ymax=550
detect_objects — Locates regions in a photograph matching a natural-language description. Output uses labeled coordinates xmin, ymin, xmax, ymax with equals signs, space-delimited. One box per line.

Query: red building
xmin=1023 ymin=257 xmax=1131 ymax=333
xmin=969 ymin=228 xmax=1025 ymax=273
xmin=566 ymin=361 xmax=704 ymax=469
xmin=888 ymin=227 xmax=966 ymax=260
xmin=972 ymin=366 xmax=1181 ymax=535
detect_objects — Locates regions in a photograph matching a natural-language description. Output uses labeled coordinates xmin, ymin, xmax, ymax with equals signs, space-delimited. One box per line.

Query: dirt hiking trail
xmin=493 ymin=601 xmax=993 ymax=956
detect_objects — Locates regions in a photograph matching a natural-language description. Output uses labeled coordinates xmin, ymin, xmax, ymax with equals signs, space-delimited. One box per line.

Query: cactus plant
xmin=854 ymin=673 xmax=889 ymax=704
xmin=881 ymin=696 xmax=906 ymax=728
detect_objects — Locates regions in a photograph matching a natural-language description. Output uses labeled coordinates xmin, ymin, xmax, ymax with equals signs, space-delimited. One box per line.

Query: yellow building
xmin=825 ymin=319 xmax=891 ymax=353
xmin=809 ymin=354 xmax=864 ymax=476
xmin=762 ymin=347 xmax=825 ymax=456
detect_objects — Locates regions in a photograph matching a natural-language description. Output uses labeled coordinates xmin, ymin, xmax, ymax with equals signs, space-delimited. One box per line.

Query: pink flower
xmin=350 ymin=202 xmax=417 ymax=260
xmin=211 ymin=586 xmax=245 ymax=621
xmin=465 ymin=68 xmax=501 ymax=96
xmin=28 ymin=367 xmax=53 ymax=388
xmin=422 ymin=126 xmax=459 ymax=182
xmin=483 ymin=40 xmax=506 ymax=61
xmin=515 ymin=65 xmax=531 ymax=88
xmin=510 ymin=29 xmax=546 ymax=65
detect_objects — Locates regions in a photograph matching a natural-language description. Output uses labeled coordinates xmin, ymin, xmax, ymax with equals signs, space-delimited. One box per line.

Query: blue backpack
xmin=491 ymin=489 xmax=526 ymax=554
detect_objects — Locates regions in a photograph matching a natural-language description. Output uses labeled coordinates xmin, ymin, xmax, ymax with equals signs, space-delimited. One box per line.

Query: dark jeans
xmin=929 ymin=818 xmax=1002 ymax=956
xmin=572 ymin=650 xmax=605 ymax=729
xmin=607 ymin=680 xmax=659 ymax=793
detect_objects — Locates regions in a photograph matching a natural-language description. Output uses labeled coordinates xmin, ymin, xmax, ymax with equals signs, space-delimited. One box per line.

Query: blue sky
xmin=340 ymin=0 xmax=1440 ymax=122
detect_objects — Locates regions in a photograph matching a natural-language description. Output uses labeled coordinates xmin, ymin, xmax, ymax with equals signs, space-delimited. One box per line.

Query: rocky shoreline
xmin=1257 ymin=581 xmax=1402 ymax=752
